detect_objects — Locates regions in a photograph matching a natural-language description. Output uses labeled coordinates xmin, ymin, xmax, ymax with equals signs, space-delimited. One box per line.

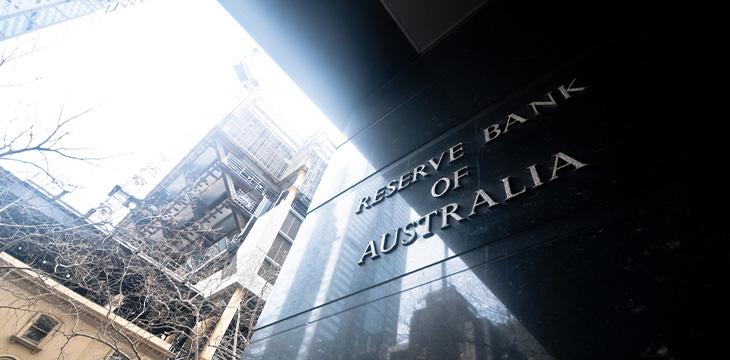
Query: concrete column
xmin=199 ymin=286 xmax=246 ymax=360
xmin=284 ymin=169 xmax=307 ymax=204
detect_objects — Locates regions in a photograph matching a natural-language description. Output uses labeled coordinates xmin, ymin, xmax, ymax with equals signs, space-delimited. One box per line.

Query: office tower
xmin=1 ymin=0 xmax=144 ymax=41
xmin=213 ymin=1 xmax=725 ymax=360
xmin=101 ymin=91 xmax=333 ymax=359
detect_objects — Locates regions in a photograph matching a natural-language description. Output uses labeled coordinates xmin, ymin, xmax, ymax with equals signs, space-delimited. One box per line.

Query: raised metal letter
xmin=469 ymin=189 xmax=499 ymax=216
xmin=449 ymin=143 xmax=465 ymax=163
xmin=441 ymin=203 xmax=465 ymax=229
xmin=385 ymin=179 xmax=399 ymax=197
xmin=501 ymin=176 xmax=527 ymax=200
xmin=428 ymin=152 xmax=446 ymax=171
xmin=398 ymin=172 xmax=412 ymax=191
xmin=528 ymin=92 xmax=557 ymax=116
xmin=372 ymin=187 xmax=387 ymax=205
xmin=431 ymin=177 xmax=451 ymax=197
xmin=355 ymin=196 xmax=371 ymax=214
xmin=550 ymin=152 xmax=588 ymax=181
xmin=412 ymin=164 xmax=429 ymax=183
xmin=358 ymin=240 xmax=380 ymax=265
xmin=503 ymin=113 xmax=528 ymax=133
xmin=556 ymin=78 xmax=587 ymax=100
xmin=483 ymin=124 xmax=502 ymax=144
xmin=380 ymin=231 xmax=398 ymax=254
xmin=402 ymin=222 xmax=418 ymax=245
xmin=526 ymin=164 xmax=544 ymax=188
xmin=419 ymin=210 xmax=438 ymax=238
xmin=452 ymin=166 xmax=469 ymax=190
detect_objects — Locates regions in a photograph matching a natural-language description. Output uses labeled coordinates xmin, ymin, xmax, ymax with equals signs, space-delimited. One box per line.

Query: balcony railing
xmin=222 ymin=153 xmax=278 ymax=200
xmin=233 ymin=189 xmax=258 ymax=215
xmin=292 ymin=195 xmax=310 ymax=218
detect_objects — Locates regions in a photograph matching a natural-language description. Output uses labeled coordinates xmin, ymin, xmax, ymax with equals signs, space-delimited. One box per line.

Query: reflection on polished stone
xmin=232 ymin=0 xmax=723 ymax=358
xmin=243 ymin=247 xmax=556 ymax=360
xmin=241 ymin=53 xmax=725 ymax=358
xmin=390 ymin=285 xmax=552 ymax=360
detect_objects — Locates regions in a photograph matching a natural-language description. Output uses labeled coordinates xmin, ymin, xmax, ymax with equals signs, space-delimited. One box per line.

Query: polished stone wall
xmin=236 ymin=1 xmax=723 ymax=359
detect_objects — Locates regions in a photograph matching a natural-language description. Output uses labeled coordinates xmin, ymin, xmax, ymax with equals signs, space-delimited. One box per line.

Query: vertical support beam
xmin=214 ymin=139 xmax=247 ymax=230
xmin=284 ymin=169 xmax=307 ymax=205
xmin=199 ymin=286 xmax=246 ymax=360
xmin=185 ymin=317 xmax=215 ymax=356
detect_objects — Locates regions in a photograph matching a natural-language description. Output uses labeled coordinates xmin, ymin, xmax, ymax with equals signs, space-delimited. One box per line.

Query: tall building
xmin=102 ymin=90 xmax=333 ymax=359
xmin=211 ymin=1 xmax=725 ymax=360
xmin=1 ymin=83 xmax=334 ymax=359
xmin=112 ymin=91 xmax=333 ymax=278
xmin=219 ymin=93 xmax=332 ymax=201
xmin=1 ymin=82 xmax=334 ymax=360
xmin=0 ymin=0 xmax=145 ymax=41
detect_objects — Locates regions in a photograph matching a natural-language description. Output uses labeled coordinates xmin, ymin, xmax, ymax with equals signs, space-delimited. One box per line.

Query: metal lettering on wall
xmin=357 ymin=78 xmax=589 ymax=265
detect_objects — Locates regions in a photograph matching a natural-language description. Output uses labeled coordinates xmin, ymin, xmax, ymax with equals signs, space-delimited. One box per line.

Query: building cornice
xmin=0 ymin=252 xmax=175 ymax=358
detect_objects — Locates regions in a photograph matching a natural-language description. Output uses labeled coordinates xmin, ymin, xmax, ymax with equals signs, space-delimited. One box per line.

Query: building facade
xmin=114 ymin=92 xmax=333 ymax=283
xmin=0 ymin=167 xmax=174 ymax=360
xmin=107 ymin=92 xmax=333 ymax=359
xmin=0 ymin=253 xmax=173 ymax=360
xmin=214 ymin=1 xmax=725 ymax=360
xmin=0 ymin=0 xmax=145 ymax=41
xmin=1 ymin=74 xmax=333 ymax=359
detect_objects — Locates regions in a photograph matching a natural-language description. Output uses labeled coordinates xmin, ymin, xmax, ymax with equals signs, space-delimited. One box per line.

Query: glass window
xmin=21 ymin=315 xmax=57 ymax=344
xmin=107 ymin=353 xmax=123 ymax=360
xmin=216 ymin=237 xmax=227 ymax=253
xmin=267 ymin=234 xmax=292 ymax=265
xmin=211 ymin=215 xmax=237 ymax=242
xmin=281 ymin=212 xmax=302 ymax=239
xmin=257 ymin=259 xmax=278 ymax=284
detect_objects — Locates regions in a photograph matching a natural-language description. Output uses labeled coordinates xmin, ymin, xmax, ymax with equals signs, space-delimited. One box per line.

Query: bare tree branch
xmin=1 ymin=168 xmax=270 ymax=359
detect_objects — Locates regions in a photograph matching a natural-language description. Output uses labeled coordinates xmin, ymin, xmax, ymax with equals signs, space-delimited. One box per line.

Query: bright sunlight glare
xmin=0 ymin=0 xmax=344 ymax=214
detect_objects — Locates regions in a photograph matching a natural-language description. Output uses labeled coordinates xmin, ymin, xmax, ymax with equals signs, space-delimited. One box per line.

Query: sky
xmin=0 ymin=0 xmax=343 ymax=214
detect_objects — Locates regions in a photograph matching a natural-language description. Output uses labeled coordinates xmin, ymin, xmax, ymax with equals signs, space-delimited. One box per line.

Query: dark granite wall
xmin=227 ymin=1 xmax=724 ymax=359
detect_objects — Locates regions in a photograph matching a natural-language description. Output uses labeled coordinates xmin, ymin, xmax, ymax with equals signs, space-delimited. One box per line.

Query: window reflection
xmin=243 ymin=142 xmax=553 ymax=360
xmin=392 ymin=255 xmax=554 ymax=359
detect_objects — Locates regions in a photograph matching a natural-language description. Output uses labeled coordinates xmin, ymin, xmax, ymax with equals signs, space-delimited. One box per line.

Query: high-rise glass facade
xmin=1 ymin=0 xmax=132 ymax=41
xmin=221 ymin=94 xmax=334 ymax=200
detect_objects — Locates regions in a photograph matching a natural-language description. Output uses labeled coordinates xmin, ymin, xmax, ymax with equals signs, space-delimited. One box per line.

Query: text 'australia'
xmin=354 ymin=78 xmax=590 ymax=265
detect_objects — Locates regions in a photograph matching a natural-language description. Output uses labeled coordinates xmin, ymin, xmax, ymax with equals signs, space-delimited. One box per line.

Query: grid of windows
xmin=280 ymin=212 xmax=302 ymax=239
xmin=257 ymin=259 xmax=278 ymax=284
xmin=220 ymin=95 xmax=334 ymax=202
xmin=222 ymin=99 xmax=298 ymax=179
xmin=281 ymin=132 xmax=334 ymax=199
xmin=267 ymin=234 xmax=291 ymax=265
xmin=0 ymin=0 xmax=113 ymax=40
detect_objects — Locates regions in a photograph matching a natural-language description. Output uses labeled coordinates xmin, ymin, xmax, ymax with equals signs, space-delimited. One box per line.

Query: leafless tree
xmin=0 ymin=59 xmax=273 ymax=358
xmin=1 ymin=31 xmax=111 ymax=195
xmin=0 ymin=36 xmax=37 ymax=69
xmin=1 ymin=167 xmax=272 ymax=360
